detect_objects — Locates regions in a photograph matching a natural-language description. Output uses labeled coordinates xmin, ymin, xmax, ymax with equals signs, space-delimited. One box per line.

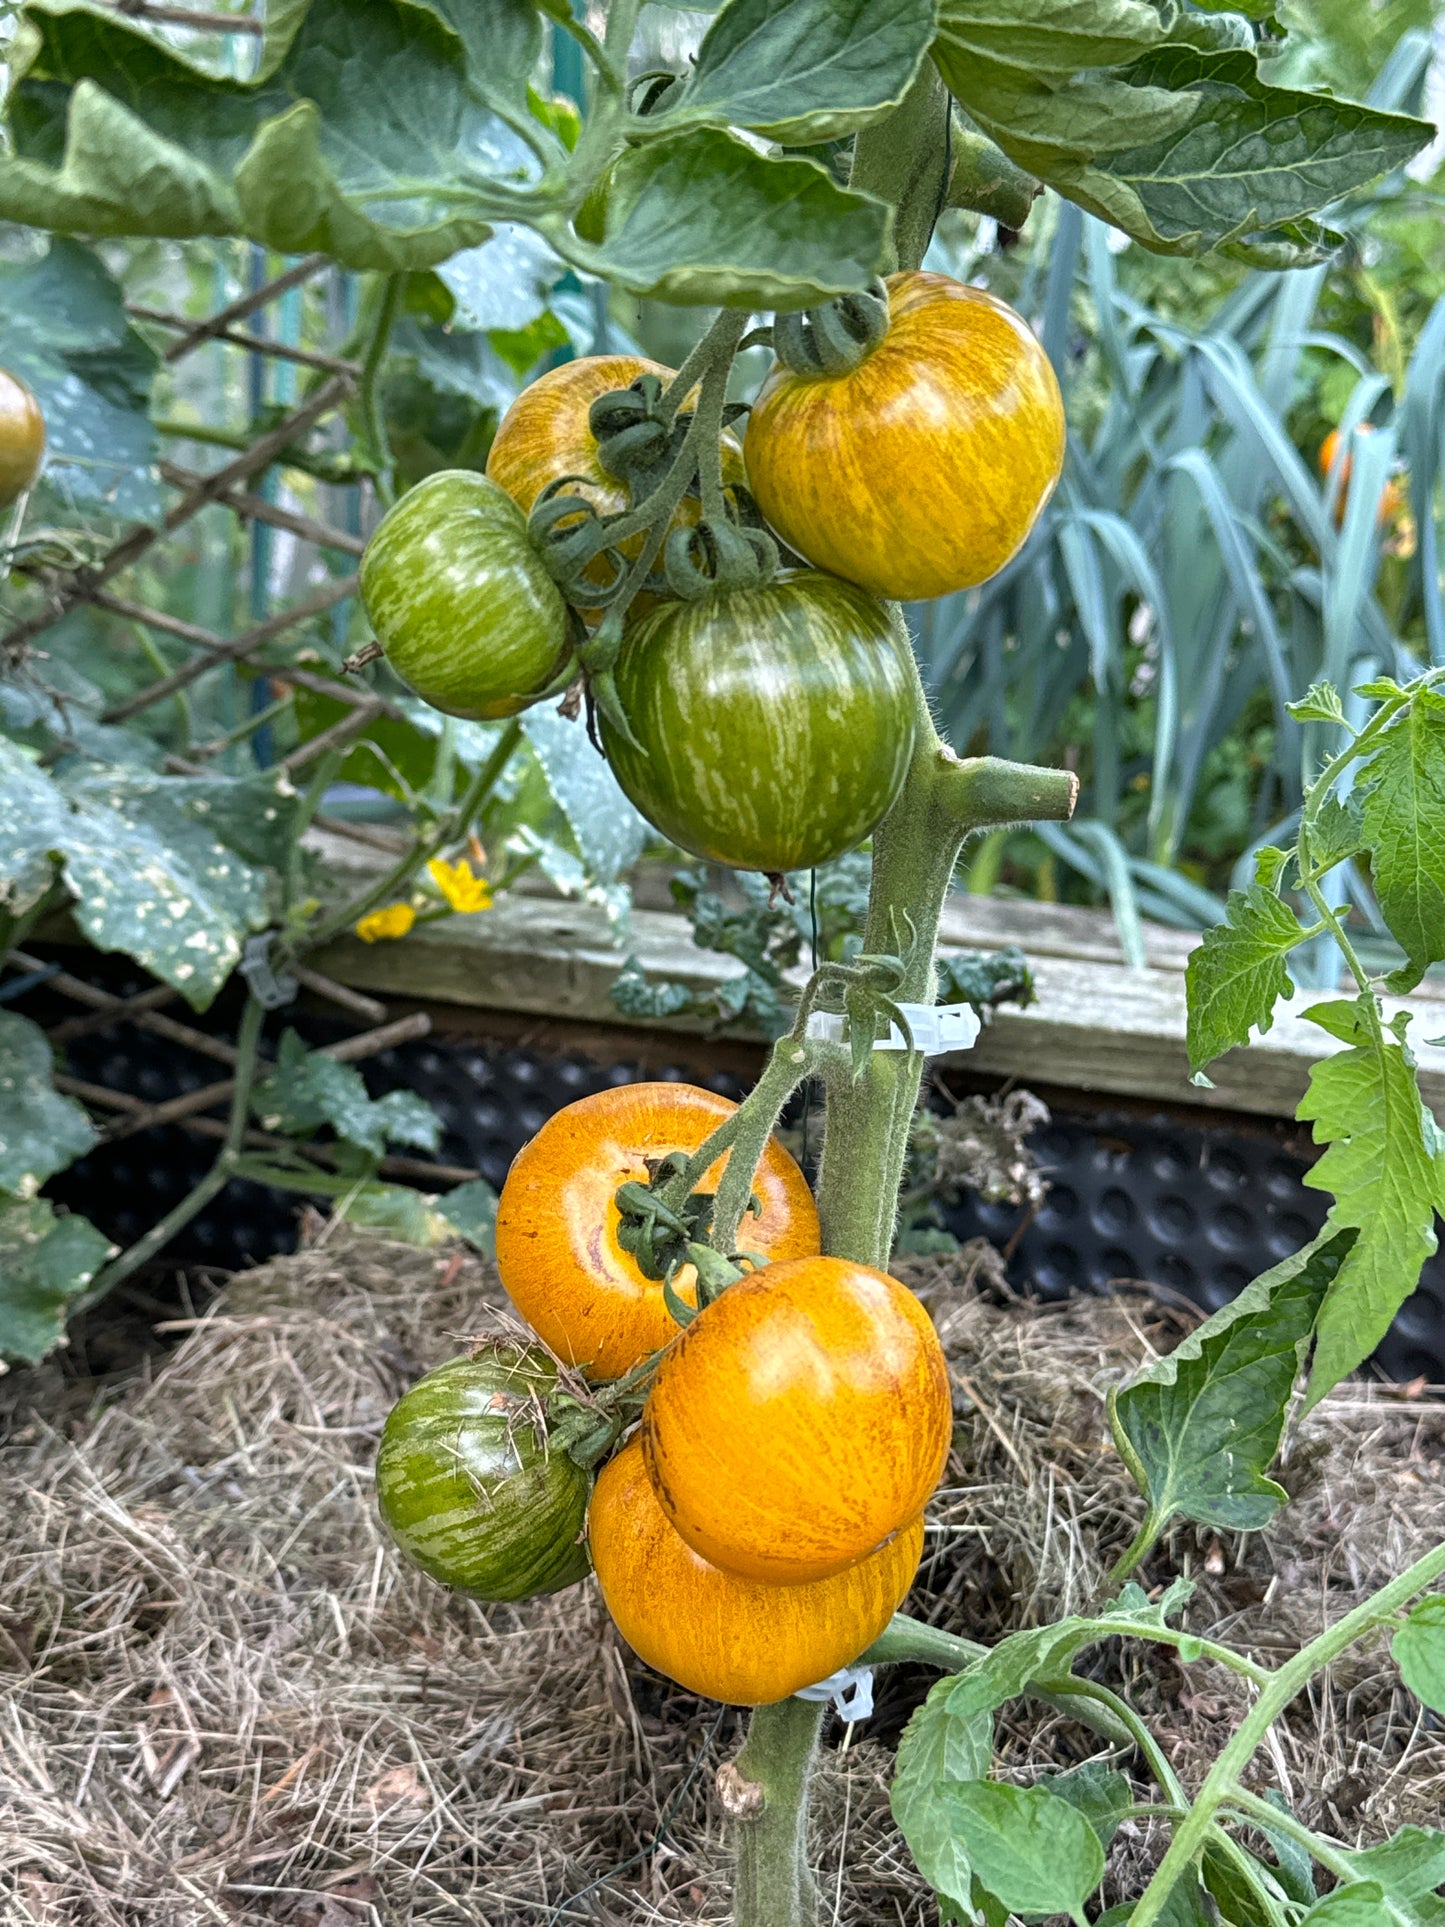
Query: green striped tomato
xmin=359 ymin=471 xmax=571 ymax=720
xmin=375 ymin=1348 xmax=591 ymax=1602
xmin=599 ymin=572 xmax=916 ymax=873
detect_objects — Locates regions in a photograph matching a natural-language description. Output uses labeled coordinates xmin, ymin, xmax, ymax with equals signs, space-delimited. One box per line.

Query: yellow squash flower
xmin=427 ymin=856 xmax=493 ymax=914
xmin=355 ymin=902 xmax=417 ymax=942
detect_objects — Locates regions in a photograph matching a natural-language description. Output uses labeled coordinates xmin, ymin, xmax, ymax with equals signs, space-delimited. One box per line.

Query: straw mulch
xmin=1 ymin=1232 xmax=1442 ymax=1927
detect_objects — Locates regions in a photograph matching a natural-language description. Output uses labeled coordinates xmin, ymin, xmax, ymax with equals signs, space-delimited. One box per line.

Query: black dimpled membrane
xmin=24 ymin=961 xmax=1443 ymax=1381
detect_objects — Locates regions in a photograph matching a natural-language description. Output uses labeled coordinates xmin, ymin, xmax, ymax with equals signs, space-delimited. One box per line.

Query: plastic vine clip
xmin=794 ymin=1665 xmax=874 ymax=1722
xmin=804 ymin=1002 xmax=981 ymax=1056
xmin=240 ymin=932 xmax=299 ymax=1010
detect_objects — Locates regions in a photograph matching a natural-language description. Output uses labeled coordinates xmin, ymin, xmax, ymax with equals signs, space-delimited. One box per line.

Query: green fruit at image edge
xmin=599 ymin=572 xmax=917 ymax=873
xmin=359 ymin=471 xmax=572 ymax=721
xmin=376 ymin=1347 xmax=592 ymax=1602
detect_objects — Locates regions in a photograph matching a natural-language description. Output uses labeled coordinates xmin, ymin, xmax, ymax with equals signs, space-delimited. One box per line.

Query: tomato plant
xmin=494 ymin=1081 xmax=819 ymax=1379
xmin=641 ymin=1254 xmax=951 ymax=1584
xmin=0 ymin=366 xmax=44 ymax=508
xmin=6 ymin=0 xmax=1444 ymax=1921
xmin=600 ymin=572 xmax=917 ymax=873
xmin=589 ymin=1435 xmax=923 ymax=1706
xmin=1320 ymin=423 xmax=1406 ymax=527
xmin=375 ymin=1348 xmax=592 ymax=1602
xmin=746 ymin=272 xmax=1065 ymax=601
xmin=358 ymin=470 xmax=573 ymax=719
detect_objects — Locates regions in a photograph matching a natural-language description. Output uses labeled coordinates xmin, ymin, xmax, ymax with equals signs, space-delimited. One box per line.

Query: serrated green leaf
xmin=1254 ymin=845 xmax=1291 ymax=890
xmin=0 ymin=1196 xmax=113 ymax=1363
xmin=892 ymin=1676 xmax=993 ymax=1907
xmin=1339 ymin=1827 xmax=1445 ymax=1901
xmin=1185 ymin=884 xmax=1305 ymax=1075
xmin=1355 ymin=692 xmax=1445 ymax=988
xmin=1392 ymin=1598 xmax=1445 ymax=1714
xmin=0 ymin=0 xmax=545 ymax=269
xmin=1289 ymin=681 xmax=1347 ymax=725
xmin=575 ymin=127 xmax=890 ymax=308
xmin=435 ymin=1178 xmax=498 ymax=1256
xmin=650 ymin=0 xmax=936 ymax=145
xmin=932 ymin=1781 xmax=1105 ymax=1920
xmin=934 ymin=7 xmax=1432 ymax=262
xmin=1300 ymin=1885 xmax=1390 ymax=1927
xmin=1108 ymin=1233 xmax=1349 ymax=1535
xmin=0 ymin=238 xmax=160 ymax=521
xmin=1298 ymin=1000 xmax=1445 ymax=1405
xmin=0 ymin=1009 xmax=98 ymax=1195
xmin=944 ymin=1581 xmax=1195 ymax=1727
xmin=1044 ymin=1761 xmax=1133 ymax=1848
xmin=1310 ymin=795 xmax=1367 ymax=874
xmin=253 ymin=1031 xmax=442 ymax=1159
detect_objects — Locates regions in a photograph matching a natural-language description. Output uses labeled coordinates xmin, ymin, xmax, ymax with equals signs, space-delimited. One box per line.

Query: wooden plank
xmin=308 ymin=889 xmax=1445 ymax=1122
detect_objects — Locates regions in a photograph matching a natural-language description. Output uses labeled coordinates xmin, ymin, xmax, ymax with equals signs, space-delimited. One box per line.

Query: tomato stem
xmin=731 ymin=1697 xmax=824 ymax=1927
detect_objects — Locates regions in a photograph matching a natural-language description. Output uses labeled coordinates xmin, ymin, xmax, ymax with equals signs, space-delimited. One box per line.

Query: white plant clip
xmin=795 ymin=1665 xmax=875 ymax=1722
xmin=804 ymin=1001 xmax=982 ymax=1056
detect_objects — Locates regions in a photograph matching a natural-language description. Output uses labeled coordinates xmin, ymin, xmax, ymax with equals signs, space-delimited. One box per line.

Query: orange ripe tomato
xmin=0 ymin=368 xmax=45 ymax=509
xmin=1319 ymin=425 xmax=1404 ymax=528
xmin=589 ymin=1436 xmax=922 ymax=1705
xmin=494 ymin=1083 xmax=819 ymax=1380
xmin=641 ymin=1255 xmax=951 ymax=1584
xmin=745 ymin=272 xmax=1064 ymax=602
xmin=485 ymin=355 xmax=745 ymax=607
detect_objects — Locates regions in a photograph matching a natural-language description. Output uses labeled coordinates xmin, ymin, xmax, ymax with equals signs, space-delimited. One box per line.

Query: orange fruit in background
xmin=493 ymin=1082 xmax=819 ymax=1380
xmin=1319 ymin=424 xmax=1404 ymax=528
xmin=0 ymin=367 xmax=45 ymax=509
xmin=641 ymin=1254 xmax=952 ymax=1584
xmin=589 ymin=1436 xmax=923 ymax=1705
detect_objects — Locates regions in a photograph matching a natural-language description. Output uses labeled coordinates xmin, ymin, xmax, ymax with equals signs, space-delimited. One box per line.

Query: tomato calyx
xmin=614 ymin=1151 xmax=720 ymax=1281
xmin=663 ymin=513 xmax=777 ymax=601
xmin=772 ymin=279 xmax=890 ymax=379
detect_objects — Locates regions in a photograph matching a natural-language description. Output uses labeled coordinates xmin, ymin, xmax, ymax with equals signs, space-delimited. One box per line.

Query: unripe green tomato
xmin=359 ymin=471 xmax=571 ymax=720
xmin=0 ymin=368 xmax=45 ymax=509
xmin=376 ymin=1348 xmax=592 ymax=1602
xmin=599 ymin=572 xmax=916 ymax=873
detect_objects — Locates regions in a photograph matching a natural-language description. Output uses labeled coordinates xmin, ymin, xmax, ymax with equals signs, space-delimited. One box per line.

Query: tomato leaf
xmin=0 ymin=0 xmax=547 ymax=269
xmin=648 ymin=0 xmax=937 ymax=146
xmin=1309 ymin=794 xmax=1367 ymax=875
xmin=0 ymin=237 xmax=160 ymax=522
xmin=1108 ymin=1232 xmax=1349 ymax=1536
xmin=1288 ymin=680 xmax=1347 ymax=726
xmin=1298 ymin=999 xmax=1445 ymax=1406
xmin=1184 ymin=883 xmax=1305 ymax=1077
xmin=1299 ymin=1885 xmax=1389 ymax=1927
xmin=521 ymin=708 xmax=651 ymax=888
xmin=0 ymin=740 xmax=296 ymax=1010
xmin=891 ymin=1675 xmax=992 ymax=1909
xmin=1393 ymin=1599 xmax=1445 ymax=1716
xmin=931 ymin=1781 xmax=1105 ymax=1922
xmin=1355 ymin=690 xmax=1445 ymax=992
xmin=1042 ymin=1761 xmax=1133 ymax=1848
xmin=435 ymin=1178 xmax=498 ymax=1256
xmin=253 ymin=1031 xmax=443 ymax=1159
xmin=573 ymin=128 xmax=890 ymax=308
xmin=0 ymin=1009 xmax=99 ymax=1194
xmin=0 ymin=1196 xmax=113 ymax=1364
xmin=934 ymin=4 xmax=1432 ymax=263
xmin=1337 ymin=1828 xmax=1445 ymax=1904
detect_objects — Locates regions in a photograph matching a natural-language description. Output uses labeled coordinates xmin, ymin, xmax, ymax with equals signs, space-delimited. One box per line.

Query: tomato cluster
xmin=375 ymin=1083 xmax=954 ymax=1705
xmin=357 ymin=273 xmax=1064 ymax=877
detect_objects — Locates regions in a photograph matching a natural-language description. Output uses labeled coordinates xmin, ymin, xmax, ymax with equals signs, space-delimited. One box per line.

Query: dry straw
xmin=1 ymin=1234 xmax=1441 ymax=1925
